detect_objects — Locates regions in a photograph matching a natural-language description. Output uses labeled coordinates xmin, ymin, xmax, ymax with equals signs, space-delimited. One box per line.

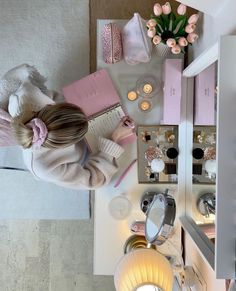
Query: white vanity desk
xmin=93 ymin=20 xmax=185 ymax=276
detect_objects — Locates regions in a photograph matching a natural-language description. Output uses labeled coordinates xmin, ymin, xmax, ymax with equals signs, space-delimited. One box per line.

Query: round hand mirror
xmin=145 ymin=191 xmax=176 ymax=245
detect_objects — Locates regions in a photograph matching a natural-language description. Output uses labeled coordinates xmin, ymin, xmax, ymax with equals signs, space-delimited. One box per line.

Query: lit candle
xmin=143 ymin=83 xmax=153 ymax=94
xmin=127 ymin=90 xmax=138 ymax=101
xmin=139 ymin=100 xmax=151 ymax=111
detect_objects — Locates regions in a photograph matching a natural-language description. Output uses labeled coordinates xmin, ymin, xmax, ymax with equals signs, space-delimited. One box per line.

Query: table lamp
xmin=114 ymin=248 xmax=174 ymax=291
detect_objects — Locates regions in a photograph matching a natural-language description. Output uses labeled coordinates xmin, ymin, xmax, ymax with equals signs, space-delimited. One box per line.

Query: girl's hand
xmin=112 ymin=116 xmax=137 ymax=146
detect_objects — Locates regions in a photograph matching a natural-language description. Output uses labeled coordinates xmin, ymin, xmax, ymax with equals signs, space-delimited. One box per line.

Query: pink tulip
xmin=185 ymin=24 xmax=196 ymax=33
xmin=146 ymin=19 xmax=157 ymax=28
xmin=166 ymin=38 xmax=176 ymax=48
xmin=153 ymin=3 xmax=162 ymax=16
xmin=153 ymin=35 xmax=162 ymax=45
xmin=187 ymin=33 xmax=198 ymax=43
xmin=177 ymin=4 xmax=187 ymax=15
xmin=147 ymin=27 xmax=156 ymax=38
xmin=178 ymin=37 xmax=188 ymax=47
xmin=171 ymin=44 xmax=181 ymax=54
xmin=162 ymin=2 xmax=171 ymax=15
xmin=188 ymin=14 xmax=199 ymax=24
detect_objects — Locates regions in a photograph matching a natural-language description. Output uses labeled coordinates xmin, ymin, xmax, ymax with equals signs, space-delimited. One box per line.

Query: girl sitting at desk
xmin=0 ymin=64 xmax=135 ymax=189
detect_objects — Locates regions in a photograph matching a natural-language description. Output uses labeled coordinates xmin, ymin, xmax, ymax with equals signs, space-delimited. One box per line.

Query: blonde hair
xmin=11 ymin=103 xmax=88 ymax=149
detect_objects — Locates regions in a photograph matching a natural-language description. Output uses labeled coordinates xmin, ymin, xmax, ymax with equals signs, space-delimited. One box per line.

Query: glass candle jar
xmin=127 ymin=90 xmax=138 ymax=101
xmin=138 ymin=99 xmax=152 ymax=112
xmin=136 ymin=75 xmax=160 ymax=98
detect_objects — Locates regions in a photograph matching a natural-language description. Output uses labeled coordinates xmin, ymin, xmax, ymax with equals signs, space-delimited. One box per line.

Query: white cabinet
xmin=180 ymin=35 xmax=236 ymax=279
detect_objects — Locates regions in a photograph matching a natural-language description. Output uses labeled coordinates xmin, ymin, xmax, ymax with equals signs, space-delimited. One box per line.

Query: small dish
xmin=109 ymin=195 xmax=132 ymax=220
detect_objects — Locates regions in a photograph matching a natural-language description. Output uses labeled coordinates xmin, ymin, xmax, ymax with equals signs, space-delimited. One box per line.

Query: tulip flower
xmin=188 ymin=14 xmax=199 ymax=24
xmin=162 ymin=2 xmax=171 ymax=15
xmin=153 ymin=35 xmax=162 ymax=45
xmin=166 ymin=38 xmax=176 ymax=48
xmin=171 ymin=44 xmax=181 ymax=54
xmin=153 ymin=3 xmax=162 ymax=16
xmin=177 ymin=4 xmax=187 ymax=15
xmin=185 ymin=24 xmax=196 ymax=33
xmin=187 ymin=33 xmax=198 ymax=43
xmin=178 ymin=37 xmax=188 ymax=47
xmin=147 ymin=27 xmax=156 ymax=38
xmin=146 ymin=19 xmax=157 ymax=28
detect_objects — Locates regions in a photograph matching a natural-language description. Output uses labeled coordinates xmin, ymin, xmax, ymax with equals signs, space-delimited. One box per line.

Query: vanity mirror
xmin=143 ymin=190 xmax=176 ymax=246
xmin=181 ymin=35 xmax=236 ymax=279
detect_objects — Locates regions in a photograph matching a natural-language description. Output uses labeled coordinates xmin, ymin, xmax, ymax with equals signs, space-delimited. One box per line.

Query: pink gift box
xmin=163 ymin=59 xmax=182 ymax=125
xmin=194 ymin=63 xmax=216 ymax=125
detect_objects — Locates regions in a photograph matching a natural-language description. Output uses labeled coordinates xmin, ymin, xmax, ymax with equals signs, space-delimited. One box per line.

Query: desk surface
xmin=93 ymin=19 xmax=184 ymax=276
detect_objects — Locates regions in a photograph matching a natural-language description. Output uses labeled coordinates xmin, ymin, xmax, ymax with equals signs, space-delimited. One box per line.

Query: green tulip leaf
xmin=173 ymin=20 xmax=183 ymax=35
xmin=169 ymin=12 xmax=176 ymax=23
xmin=169 ymin=19 xmax=173 ymax=31
xmin=160 ymin=14 xmax=169 ymax=31
xmin=157 ymin=23 xmax=164 ymax=33
xmin=173 ymin=15 xmax=187 ymax=30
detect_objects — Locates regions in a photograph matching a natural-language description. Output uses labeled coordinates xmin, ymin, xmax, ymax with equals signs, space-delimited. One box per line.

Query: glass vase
xmin=155 ymin=42 xmax=171 ymax=58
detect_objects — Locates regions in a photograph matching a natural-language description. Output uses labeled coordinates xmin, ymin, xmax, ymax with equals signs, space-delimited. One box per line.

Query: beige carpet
xmin=89 ymin=0 xmax=197 ymax=72
xmin=0 ymin=0 xmax=91 ymax=220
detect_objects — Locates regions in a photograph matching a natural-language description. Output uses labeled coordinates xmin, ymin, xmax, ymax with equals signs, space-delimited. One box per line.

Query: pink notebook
xmin=63 ymin=69 xmax=121 ymax=118
xmin=62 ymin=69 xmax=125 ymax=153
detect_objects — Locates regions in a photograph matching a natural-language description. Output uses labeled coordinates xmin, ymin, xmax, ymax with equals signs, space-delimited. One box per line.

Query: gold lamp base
xmin=124 ymin=235 xmax=156 ymax=254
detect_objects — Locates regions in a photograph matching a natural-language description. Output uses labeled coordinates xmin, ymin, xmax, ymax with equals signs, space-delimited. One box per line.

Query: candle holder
xmin=136 ymin=75 xmax=160 ymax=98
xmin=127 ymin=90 xmax=138 ymax=101
xmin=138 ymin=99 xmax=152 ymax=112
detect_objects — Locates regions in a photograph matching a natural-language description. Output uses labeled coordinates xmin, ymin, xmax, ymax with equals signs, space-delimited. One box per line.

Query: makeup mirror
xmin=143 ymin=190 xmax=176 ymax=246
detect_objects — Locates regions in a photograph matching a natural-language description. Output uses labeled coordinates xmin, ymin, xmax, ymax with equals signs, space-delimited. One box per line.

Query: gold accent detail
xmin=124 ymin=235 xmax=155 ymax=254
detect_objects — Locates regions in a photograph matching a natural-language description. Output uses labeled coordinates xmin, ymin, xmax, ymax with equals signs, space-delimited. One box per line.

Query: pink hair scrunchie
xmin=26 ymin=118 xmax=48 ymax=149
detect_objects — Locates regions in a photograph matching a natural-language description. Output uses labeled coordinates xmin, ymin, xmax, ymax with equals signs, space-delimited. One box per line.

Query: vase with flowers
xmin=147 ymin=2 xmax=199 ymax=56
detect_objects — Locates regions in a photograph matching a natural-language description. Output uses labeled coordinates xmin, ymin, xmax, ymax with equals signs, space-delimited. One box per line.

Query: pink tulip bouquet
xmin=147 ymin=2 xmax=199 ymax=54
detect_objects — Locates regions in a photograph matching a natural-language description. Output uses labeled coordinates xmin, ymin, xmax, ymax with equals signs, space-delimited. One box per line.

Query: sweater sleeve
xmin=30 ymin=138 xmax=124 ymax=190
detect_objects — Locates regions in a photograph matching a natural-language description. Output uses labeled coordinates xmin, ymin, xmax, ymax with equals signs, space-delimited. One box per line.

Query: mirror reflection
xmin=190 ymin=61 xmax=218 ymax=243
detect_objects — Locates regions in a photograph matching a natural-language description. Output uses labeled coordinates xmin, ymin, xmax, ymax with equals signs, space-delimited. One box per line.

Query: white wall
xmin=176 ymin=0 xmax=230 ymax=17
xmin=190 ymin=0 xmax=236 ymax=60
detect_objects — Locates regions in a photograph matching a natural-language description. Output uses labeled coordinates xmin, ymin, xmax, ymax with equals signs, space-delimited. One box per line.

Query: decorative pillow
xmin=102 ymin=23 xmax=123 ymax=64
xmin=122 ymin=13 xmax=152 ymax=65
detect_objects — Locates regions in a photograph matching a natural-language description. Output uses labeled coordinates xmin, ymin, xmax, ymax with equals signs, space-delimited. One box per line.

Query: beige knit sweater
xmin=4 ymin=65 xmax=124 ymax=190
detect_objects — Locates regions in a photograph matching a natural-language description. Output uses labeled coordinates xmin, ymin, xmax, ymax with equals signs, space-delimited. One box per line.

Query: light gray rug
xmin=0 ymin=0 xmax=90 ymax=219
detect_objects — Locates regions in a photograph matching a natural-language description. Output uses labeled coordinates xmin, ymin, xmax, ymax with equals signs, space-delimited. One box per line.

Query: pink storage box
xmin=162 ymin=59 xmax=182 ymax=125
xmin=194 ymin=63 xmax=216 ymax=125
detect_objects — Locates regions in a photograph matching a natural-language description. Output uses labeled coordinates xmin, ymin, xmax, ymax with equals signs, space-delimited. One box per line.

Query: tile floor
xmin=0 ymin=216 xmax=115 ymax=291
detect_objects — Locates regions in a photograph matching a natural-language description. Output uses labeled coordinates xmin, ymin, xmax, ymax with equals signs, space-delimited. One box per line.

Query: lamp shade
xmin=114 ymin=248 xmax=173 ymax=291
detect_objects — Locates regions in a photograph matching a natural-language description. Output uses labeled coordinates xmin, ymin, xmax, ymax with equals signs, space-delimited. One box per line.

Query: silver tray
xmin=137 ymin=125 xmax=178 ymax=184
xmin=192 ymin=126 xmax=216 ymax=184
